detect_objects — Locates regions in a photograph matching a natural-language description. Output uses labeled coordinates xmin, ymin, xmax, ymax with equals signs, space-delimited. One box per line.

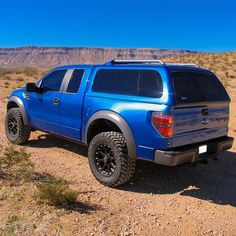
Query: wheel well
xmin=87 ymin=119 xmax=122 ymax=144
xmin=7 ymin=101 xmax=19 ymax=110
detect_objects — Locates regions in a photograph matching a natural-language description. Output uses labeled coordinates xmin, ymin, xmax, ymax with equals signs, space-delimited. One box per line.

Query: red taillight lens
xmin=152 ymin=113 xmax=174 ymax=137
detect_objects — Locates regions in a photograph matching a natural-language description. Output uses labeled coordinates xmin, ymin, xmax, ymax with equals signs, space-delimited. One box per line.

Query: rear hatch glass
xmin=170 ymin=71 xmax=230 ymax=148
xmin=172 ymin=71 xmax=230 ymax=104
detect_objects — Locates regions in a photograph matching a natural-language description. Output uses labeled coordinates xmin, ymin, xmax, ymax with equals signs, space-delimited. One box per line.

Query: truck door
xmin=59 ymin=67 xmax=91 ymax=140
xmin=28 ymin=69 xmax=67 ymax=134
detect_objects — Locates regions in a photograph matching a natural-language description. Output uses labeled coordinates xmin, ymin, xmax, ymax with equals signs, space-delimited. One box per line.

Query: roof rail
xmin=105 ymin=59 xmax=165 ymax=65
xmin=104 ymin=60 xmax=200 ymax=68
xmin=167 ymin=63 xmax=199 ymax=68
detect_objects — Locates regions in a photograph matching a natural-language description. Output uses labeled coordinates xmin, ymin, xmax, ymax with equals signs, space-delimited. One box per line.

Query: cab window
xmin=40 ymin=70 xmax=67 ymax=92
xmin=66 ymin=69 xmax=84 ymax=93
xmin=92 ymin=69 xmax=163 ymax=98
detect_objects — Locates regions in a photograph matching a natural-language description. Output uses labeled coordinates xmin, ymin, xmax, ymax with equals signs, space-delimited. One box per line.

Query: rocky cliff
xmin=0 ymin=46 xmax=199 ymax=67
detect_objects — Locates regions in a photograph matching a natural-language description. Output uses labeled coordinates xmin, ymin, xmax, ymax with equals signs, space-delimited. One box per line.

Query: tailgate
xmin=172 ymin=102 xmax=229 ymax=147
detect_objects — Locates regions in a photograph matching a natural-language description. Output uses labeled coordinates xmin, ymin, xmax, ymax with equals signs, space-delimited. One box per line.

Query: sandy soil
xmin=0 ymin=82 xmax=236 ymax=235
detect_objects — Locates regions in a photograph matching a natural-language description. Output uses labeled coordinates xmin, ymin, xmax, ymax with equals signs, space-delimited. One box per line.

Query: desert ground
xmin=0 ymin=53 xmax=236 ymax=235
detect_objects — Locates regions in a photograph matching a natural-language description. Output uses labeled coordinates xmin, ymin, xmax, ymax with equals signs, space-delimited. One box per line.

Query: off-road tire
xmin=5 ymin=108 xmax=31 ymax=145
xmin=88 ymin=131 xmax=136 ymax=187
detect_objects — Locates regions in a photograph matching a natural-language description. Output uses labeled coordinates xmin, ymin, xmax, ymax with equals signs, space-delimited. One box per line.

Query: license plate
xmin=199 ymin=145 xmax=207 ymax=154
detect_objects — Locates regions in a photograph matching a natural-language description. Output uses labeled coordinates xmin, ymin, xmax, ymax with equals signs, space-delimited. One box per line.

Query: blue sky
xmin=0 ymin=0 xmax=235 ymax=52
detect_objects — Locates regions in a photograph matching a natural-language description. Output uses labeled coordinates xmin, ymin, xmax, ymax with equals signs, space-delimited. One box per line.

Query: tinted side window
xmin=92 ymin=69 xmax=163 ymax=97
xmin=92 ymin=69 xmax=138 ymax=96
xmin=195 ymin=73 xmax=229 ymax=100
xmin=138 ymin=70 xmax=163 ymax=98
xmin=172 ymin=72 xmax=202 ymax=103
xmin=41 ymin=70 xmax=66 ymax=92
xmin=66 ymin=69 xmax=84 ymax=93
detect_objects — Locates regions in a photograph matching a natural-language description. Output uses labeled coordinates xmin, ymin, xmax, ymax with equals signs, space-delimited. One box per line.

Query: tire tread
xmin=88 ymin=131 xmax=136 ymax=187
xmin=5 ymin=108 xmax=31 ymax=145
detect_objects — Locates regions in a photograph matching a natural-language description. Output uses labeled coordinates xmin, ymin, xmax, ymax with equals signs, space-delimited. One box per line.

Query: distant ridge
xmin=0 ymin=46 xmax=200 ymax=67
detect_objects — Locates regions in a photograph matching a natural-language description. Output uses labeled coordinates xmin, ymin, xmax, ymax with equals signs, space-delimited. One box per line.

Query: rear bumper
xmin=154 ymin=136 xmax=234 ymax=166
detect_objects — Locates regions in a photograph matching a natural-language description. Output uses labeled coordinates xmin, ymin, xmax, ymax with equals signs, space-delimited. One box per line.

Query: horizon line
xmin=0 ymin=45 xmax=235 ymax=54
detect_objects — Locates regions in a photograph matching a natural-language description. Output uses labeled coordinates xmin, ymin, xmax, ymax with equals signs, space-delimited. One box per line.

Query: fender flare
xmin=85 ymin=110 xmax=137 ymax=158
xmin=7 ymin=96 xmax=29 ymax=125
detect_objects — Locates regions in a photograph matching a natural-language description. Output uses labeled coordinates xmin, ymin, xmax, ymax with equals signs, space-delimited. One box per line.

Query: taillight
xmin=152 ymin=113 xmax=174 ymax=137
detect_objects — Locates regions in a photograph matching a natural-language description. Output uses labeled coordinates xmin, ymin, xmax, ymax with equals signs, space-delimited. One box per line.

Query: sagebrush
xmin=35 ymin=176 xmax=79 ymax=208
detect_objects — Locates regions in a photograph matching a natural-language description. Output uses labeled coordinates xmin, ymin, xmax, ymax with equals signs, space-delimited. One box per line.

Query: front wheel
xmin=5 ymin=108 xmax=31 ymax=145
xmin=88 ymin=131 xmax=136 ymax=187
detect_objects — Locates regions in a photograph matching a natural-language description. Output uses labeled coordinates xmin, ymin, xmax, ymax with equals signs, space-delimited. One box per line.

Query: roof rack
xmin=104 ymin=60 xmax=200 ymax=68
xmin=167 ymin=63 xmax=199 ymax=68
xmin=105 ymin=59 xmax=165 ymax=65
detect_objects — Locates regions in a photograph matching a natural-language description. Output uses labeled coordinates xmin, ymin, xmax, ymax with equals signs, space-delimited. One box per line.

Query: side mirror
xmin=26 ymin=83 xmax=38 ymax=92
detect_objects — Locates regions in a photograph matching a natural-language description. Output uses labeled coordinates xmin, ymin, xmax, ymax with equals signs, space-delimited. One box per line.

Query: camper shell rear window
xmin=172 ymin=71 xmax=230 ymax=104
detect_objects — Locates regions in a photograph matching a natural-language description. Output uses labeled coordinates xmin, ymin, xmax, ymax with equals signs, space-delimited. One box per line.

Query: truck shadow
xmin=121 ymin=151 xmax=236 ymax=207
xmin=27 ymin=133 xmax=88 ymax=156
xmin=27 ymin=133 xmax=236 ymax=207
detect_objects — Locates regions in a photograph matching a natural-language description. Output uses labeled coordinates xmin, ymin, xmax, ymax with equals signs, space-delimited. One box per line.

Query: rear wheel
xmin=88 ymin=131 xmax=136 ymax=187
xmin=5 ymin=108 xmax=31 ymax=145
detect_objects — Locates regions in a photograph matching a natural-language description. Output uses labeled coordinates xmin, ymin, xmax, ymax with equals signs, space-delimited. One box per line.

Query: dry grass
xmin=22 ymin=67 xmax=39 ymax=77
xmin=16 ymin=76 xmax=24 ymax=82
xmin=35 ymin=176 xmax=79 ymax=208
xmin=0 ymin=67 xmax=39 ymax=77
xmin=0 ymin=146 xmax=34 ymax=185
xmin=4 ymin=81 xmax=10 ymax=88
xmin=0 ymin=143 xmax=95 ymax=234
xmin=0 ymin=145 xmax=80 ymax=235
xmin=0 ymin=145 xmax=79 ymax=208
xmin=1 ymin=215 xmax=21 ymax=236
xmin=0 ymin=67 xmax=47 ymax=98
xmin=2 ymin=75 xmax=12 ymax=81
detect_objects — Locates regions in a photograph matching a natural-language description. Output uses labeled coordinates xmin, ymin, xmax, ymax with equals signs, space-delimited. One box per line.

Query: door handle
xmin=201 ymin=118 xmax=209 ymax=124
xmin=53 ymin=98 xmax=60 ymax=105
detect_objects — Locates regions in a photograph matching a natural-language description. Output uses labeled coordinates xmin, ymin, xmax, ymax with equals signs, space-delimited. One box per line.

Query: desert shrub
xmin=0 ymin=146 xmax=34 ymax=185
xmin=221 ymin=65 xmax=227 ymax=71
xmin=196 ymin=59 xmax=204 ymax=66
xmin=22 ymin=67 xmax=38 ymax=77
xmin=0 ymin=214 xmax=20 ymax=236
xmin=2 ymin=76 xmax=12 ymax=81
xmin=1 ymin=146 xmax=30 ymax=167
xmin=0 ymin=68 xmax=22 ymax=77
xmin=35 ymin=176 xmax=79 ymax=208
xmin=4 ymin=82 xmax=10 ymax=88
xmin=16 ymin=76 xmax=24 ymax=82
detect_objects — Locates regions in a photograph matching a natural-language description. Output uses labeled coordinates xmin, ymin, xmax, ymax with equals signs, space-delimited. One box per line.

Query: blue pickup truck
xmin=5 ymin=60 xmax=234 ymax=186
